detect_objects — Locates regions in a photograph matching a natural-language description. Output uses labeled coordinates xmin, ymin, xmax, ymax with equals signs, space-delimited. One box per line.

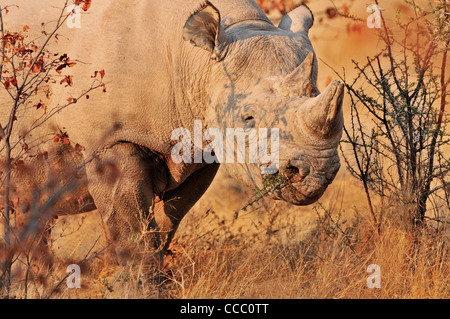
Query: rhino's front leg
xmin=85 ymin=143 xmax=167 ymax=288
xmin=152 ymin=162 xmax=220 ymax=255
xmin=85 ymin=142 xmax=219 ymax=293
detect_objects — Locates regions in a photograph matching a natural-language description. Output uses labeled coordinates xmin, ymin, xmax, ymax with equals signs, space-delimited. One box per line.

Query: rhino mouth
xmin=261 ymin=164 xmax=332 ymax=206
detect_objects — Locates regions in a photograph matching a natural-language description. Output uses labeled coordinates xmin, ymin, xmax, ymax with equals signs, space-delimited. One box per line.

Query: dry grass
xmin=2 ymin=169 xmax=449 ymax=299
xmin=2 ymin=167 xmax=448 ymax=299
xmin=162 ymin=198 xmax=449 ymax=299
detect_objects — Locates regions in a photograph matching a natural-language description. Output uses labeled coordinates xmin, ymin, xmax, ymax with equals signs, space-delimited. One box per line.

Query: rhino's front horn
xmin=297 ymin=80 xmax=344 ymax=140
xmin=277 ymin=52 xmax=318 ymax=98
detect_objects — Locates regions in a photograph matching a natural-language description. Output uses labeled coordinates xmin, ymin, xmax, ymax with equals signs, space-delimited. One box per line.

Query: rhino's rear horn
xmin=183 ymin=2 xmax=227 ymax=61
xmin=277 ymin=52 xmax=318 ymax=98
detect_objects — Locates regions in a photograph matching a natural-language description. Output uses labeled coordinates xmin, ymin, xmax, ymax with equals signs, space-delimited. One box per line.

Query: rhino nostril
xmin=284 ymin=166 xmax=301 ymax=183
xmin=285 ymin=165 xmax=299 ymax=176
xmin=284 ymin=164 xmax=309 ymax=183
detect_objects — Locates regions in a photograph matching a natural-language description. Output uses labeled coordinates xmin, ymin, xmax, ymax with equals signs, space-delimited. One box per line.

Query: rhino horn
xmin=278 ymin=4 xmax=314 ymax=36
xmin=297 ymin=80 xmax=344 ymax=139
xmin=277 ymin=52 xmax=318 ymax=98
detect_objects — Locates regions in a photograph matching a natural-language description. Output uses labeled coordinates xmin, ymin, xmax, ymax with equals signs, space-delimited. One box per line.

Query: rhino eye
xmin=243 ymin=115 xmax=255 ymax=128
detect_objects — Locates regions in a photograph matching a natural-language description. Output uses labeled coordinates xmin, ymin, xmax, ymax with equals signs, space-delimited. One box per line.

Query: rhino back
xmin=1 ymin=0 xmax=272 ymax=156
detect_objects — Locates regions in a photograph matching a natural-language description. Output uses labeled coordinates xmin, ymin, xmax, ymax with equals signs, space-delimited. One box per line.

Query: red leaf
xmin=60 ymin=75 xmax=73 ymax=87
xmin=35 ymin=102 xmax=45 ymax=110
xmin=54 ymin=132 xmax=70 ymax=144
xmin=23 ymin=25 xmax=30 ymax=32
xmin=82 ymin=0 xmax=91 ymax=11
xmin=74 ymin=0 xmax=91 ymax=11
xmin=92 ymin=69 xmax=105 ymax=79
xmin=31 ymin=56 xmax=44 ymax=74
xmin=56 ymin=64 xmax=65 ymax=74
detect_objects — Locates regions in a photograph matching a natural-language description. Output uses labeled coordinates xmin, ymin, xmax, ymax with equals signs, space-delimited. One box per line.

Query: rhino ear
xmin=278 ymin=3 xmax=314 ymax=36
xmin=183 ymin=2 xmax=226 ymax=60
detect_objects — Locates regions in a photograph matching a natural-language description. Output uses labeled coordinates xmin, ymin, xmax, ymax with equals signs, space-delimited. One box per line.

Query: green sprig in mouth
xmin=241 ymin=164 xmax=300 ymax=211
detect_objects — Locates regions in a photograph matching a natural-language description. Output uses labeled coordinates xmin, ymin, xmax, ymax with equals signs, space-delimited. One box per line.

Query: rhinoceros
xmin=1 ymin=0 xmax=343 ymax=288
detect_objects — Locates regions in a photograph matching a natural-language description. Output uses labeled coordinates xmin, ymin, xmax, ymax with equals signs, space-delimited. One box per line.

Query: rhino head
xmin=183 ymin=2 xmax=344 ymax=205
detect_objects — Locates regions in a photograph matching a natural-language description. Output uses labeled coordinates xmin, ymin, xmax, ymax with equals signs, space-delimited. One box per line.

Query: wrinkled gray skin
xmin=0 ymin=0 xmax=343 ymax=289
